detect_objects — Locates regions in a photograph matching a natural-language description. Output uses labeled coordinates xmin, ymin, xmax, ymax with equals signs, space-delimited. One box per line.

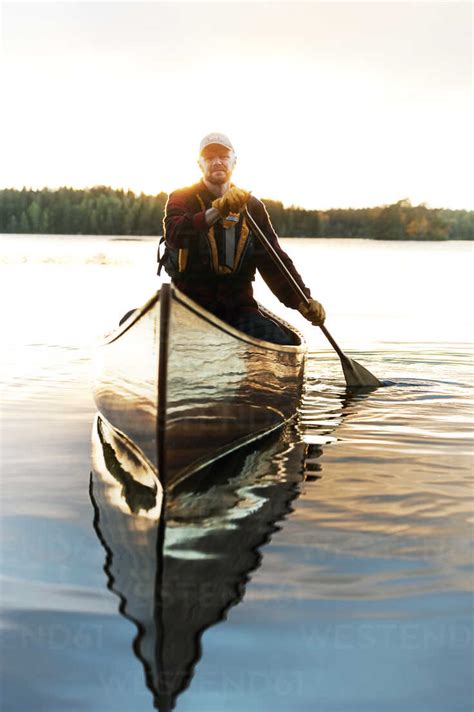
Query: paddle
xmin=244 ymin=207 xmax=382 ymax=389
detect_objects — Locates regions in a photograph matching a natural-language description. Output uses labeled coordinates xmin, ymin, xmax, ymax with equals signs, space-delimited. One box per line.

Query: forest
xmin=0 ymin=187 xmax=472 ymax=240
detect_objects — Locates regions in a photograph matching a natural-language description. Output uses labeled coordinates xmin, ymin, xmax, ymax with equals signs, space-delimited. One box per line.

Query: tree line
xmin=0 ymin=187 xmax=472 ymax=240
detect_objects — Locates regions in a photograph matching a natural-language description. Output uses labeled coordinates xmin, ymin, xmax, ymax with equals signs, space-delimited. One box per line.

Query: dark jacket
xmin=162 ymin=180 xmax=310 ymax=321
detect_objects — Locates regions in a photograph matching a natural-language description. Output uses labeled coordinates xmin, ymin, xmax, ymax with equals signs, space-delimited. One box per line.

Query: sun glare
xmin=2 ymin=8 xmax=472 ymax=211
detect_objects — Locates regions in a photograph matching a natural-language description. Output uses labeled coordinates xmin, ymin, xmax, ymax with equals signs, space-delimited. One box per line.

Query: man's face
xmin=198 ymin=145 xmax=236 ymax=185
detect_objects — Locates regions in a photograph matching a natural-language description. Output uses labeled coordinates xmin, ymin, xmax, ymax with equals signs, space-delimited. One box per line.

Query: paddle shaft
xmin=244 ymin=207 xmax=346 ymax=359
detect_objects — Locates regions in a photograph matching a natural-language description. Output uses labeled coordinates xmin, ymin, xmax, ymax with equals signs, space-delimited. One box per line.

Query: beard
xmin=206 ymin=168 xmax=231 ymax=185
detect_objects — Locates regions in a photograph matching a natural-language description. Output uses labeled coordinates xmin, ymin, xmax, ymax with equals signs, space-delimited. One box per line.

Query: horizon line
xmin=1 ymin=184 xmax=473 ymax=214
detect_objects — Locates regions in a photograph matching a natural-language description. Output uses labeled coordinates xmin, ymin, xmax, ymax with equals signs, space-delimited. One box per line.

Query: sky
xmin=0 ymin=1 xmax=472 ymax=210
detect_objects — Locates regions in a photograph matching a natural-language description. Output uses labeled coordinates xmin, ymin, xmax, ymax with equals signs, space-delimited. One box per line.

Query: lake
xmin=1 ymin=234 xmax=472 ymax=711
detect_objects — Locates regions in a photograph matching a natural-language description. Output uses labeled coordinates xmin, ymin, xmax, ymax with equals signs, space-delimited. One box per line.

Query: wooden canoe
xmin=93 ymin=283 xmax=306 ymax=491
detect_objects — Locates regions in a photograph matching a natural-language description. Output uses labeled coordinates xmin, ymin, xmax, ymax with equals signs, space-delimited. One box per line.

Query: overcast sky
xmin=1 ymin=1 xmax=472 ymax=209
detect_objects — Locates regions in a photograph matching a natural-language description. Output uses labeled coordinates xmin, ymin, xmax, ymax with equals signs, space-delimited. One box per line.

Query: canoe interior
xmin=93 ymin=284 xmax=306 ymax=490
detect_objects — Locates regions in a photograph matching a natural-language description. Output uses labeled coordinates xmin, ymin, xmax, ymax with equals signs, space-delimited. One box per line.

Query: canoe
xmin=93 ymin=283 xmax=306 ymax=491
xmin=90 ymin=414 xmax=309 ymax=711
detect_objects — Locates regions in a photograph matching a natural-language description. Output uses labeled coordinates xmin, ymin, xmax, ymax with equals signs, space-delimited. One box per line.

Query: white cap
xmin=199 ymin=132 xmax=234 ymax=154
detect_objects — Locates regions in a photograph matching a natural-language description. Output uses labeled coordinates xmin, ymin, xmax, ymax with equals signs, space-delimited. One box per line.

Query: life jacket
xmin=158 ymin=192 xmax=255 ymax=283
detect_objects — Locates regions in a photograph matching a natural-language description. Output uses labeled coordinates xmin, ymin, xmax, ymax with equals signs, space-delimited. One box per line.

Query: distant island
xmin=0 ymin=187 xmax=472 ymax=240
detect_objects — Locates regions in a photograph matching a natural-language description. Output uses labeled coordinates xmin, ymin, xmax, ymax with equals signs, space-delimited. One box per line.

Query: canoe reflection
xmin=90 ymin=414 xmax=311 ymax=711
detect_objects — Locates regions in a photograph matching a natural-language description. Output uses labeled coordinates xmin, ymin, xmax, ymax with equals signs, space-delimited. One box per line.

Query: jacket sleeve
xmin=163 ymin=190 xmax=208 ymax=248
xmin=250 ymin=198 xmax=311 ymax=309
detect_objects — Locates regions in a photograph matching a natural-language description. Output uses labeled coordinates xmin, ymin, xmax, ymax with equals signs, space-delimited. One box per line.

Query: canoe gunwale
xmin=99 ymin=283 xmax=307 ymax=355
xmin=101 ymin=291 xmax=160 ymax=346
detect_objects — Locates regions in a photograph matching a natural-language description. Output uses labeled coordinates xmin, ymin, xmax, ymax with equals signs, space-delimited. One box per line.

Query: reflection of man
xmin=161 ymin=132 xmax=325 ymax=344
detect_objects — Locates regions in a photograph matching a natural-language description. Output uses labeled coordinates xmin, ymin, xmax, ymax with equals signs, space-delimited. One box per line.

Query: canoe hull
xmin=93 ymin=284 xmax=306 ymax=489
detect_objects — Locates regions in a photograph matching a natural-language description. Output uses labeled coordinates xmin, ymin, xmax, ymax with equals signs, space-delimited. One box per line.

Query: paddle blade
xmin=341 ymin=355 xmax=382 ymax=389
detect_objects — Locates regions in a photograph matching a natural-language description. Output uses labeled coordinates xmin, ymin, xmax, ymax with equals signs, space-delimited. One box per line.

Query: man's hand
xmin=298 ymin=299 xmax=326 ymax=326
xmin=212 ymin=187 xmax=250 ymax=217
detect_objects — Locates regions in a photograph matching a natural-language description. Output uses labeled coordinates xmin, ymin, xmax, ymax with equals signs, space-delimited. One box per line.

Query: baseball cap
xmin=199 ymin=132 xmax=234 ymax=154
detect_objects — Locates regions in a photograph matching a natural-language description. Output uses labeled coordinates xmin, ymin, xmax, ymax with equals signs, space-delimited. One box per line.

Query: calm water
xmin=1 ymin=235 xmax=473 ymax=712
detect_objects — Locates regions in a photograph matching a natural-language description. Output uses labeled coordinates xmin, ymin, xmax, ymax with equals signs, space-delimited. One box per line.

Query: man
xmin=161 ymin=132 xmax=325 ymax=344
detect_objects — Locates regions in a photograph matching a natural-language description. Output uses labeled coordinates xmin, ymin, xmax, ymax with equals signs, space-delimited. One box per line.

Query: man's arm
xmin=163 ymin=190 xmax=220 ymax=248
xmin=250 ymin=198 xmax=311 ymax=309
